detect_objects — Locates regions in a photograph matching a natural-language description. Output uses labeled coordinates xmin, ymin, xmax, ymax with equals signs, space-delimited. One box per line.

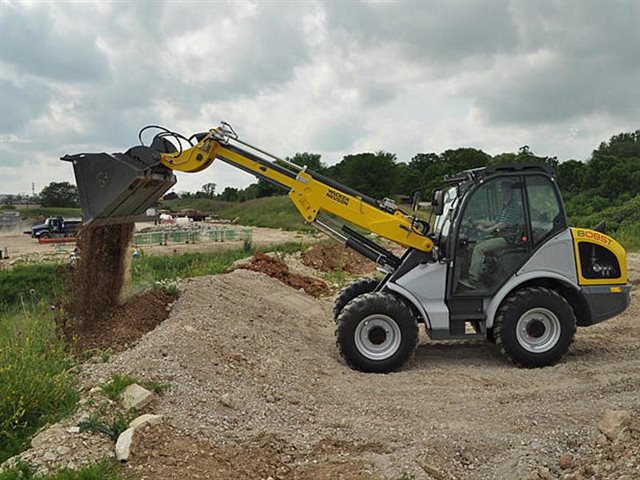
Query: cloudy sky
xmin=1 ymin=0 xmax=639 ymax=195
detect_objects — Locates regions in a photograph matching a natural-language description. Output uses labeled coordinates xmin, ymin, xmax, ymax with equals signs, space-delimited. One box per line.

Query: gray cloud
xmin=0 ymin=4 xmax=110 ymax=83
xmin=0 ymin=0 xmax=638 ymax=194
xmin=324 ymin=2 xmax=518 ymax=65
xmin=0 ymin=79 xmax=51 ymax=133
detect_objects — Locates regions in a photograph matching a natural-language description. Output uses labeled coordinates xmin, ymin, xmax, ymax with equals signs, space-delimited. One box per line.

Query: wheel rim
xmin=515 ymin=307 xmax=561 ymax=353
xmin=354 ymin=314 xmax=402 ymax=360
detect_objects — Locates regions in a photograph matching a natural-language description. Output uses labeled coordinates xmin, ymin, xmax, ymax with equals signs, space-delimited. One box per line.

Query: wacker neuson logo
xmin=326 ymin=188 xmax=350 ymax=206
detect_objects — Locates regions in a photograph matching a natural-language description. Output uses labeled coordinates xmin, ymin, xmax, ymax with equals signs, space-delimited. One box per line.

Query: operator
xmin=467 ymin=182 xmax=521 ymax=286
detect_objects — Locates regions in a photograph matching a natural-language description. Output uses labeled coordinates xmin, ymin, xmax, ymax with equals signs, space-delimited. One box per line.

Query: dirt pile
xmin=70 ymin=288 xmax=176 ymax=354
xmin=66 ymin=224 xmax=133 ymax=328
xmin=77 ymin=263 xmax=640 ymax=479
xmin=301 ymin=243 xmax=375 ymax=274
xmin=237 ymin=252 xmax=329 ymax=296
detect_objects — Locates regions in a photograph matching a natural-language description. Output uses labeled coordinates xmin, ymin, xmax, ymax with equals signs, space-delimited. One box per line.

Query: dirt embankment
xmin=237 ymin=252 xmax=329 ymax=297
xmin=72 ymin=254 xmax=640 ymax=480
xmin=300 ymin=243 xmax=375 ymax=274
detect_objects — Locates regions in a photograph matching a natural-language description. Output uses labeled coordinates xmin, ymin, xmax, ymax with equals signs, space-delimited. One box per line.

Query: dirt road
xmin=75 ymin=253 xmax=639 ymax=479
xmin=0 ymin=223 xmax=317 ymax=262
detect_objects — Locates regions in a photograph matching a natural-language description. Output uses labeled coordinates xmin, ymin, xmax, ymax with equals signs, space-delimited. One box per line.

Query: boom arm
xmin=163 ymin=125 xmax=432 ymax=254
xmin=62 ymin=123 xmax=433 ymax=267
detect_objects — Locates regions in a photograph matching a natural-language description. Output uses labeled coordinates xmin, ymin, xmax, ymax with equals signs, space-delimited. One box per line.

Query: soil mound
xmin=301 ymin=243 xmax=375 ymax=274
xmin=69 ymin=288 xmax=176 ymax=354
xmin=237 ymin=252 xmax=329 ymax=296
xmin=80 ymin=261 xmax=640 ymax=479
xmin=66 ymin=224 xmax=134 ymax=328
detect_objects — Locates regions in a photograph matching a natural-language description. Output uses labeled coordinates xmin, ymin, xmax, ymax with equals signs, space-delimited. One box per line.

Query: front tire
xmin=494 ymin=286 xmax=576 ymax=368
xmin=333 ymin=277 xmax=379 ymax=320
xmin=336 ymin=292 xmax=418 ymax=373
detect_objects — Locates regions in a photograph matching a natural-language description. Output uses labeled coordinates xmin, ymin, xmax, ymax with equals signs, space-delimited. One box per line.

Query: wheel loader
xmin=62 ymin=123 xmax=631 ymax=373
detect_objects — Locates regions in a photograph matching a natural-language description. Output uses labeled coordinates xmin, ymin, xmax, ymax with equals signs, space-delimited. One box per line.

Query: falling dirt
xmin=301 ymin=243 xmax=375 ymax=274
xmin=66 ymin=224 xmax=134 ymax=329
xmin=237 ymin=252 xmax=329 ymax=297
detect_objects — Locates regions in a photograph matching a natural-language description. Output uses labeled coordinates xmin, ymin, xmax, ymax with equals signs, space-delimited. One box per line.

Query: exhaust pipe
xmin=61 ymin=145 xmax=176 ymax=226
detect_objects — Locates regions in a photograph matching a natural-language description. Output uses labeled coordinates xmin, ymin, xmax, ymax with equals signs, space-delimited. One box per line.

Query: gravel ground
xmin=78 ymin=253 xmax=639 ymax=480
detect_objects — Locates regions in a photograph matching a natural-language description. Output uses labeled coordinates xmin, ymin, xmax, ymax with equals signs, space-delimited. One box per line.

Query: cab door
xmin=450 ymin=176 xmax=531 ymax=296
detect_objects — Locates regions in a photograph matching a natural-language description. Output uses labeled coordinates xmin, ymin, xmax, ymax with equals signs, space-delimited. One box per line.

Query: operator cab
xmin=437 ymin=164 xmax=567 ymax=297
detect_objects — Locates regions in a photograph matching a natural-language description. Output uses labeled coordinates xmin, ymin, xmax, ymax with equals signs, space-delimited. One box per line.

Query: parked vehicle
xmin=29 ymin=216 xmax=82 ymax=239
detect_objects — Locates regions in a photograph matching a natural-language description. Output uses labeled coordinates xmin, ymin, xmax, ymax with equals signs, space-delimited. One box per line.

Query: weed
xmin=0 ymin=306 xmax=79 ymax=463
xmin=78 ymin=348 xmax=113 ymax=364
xmin=0 ymin=263 xmax=67 ymax=313
xmin=99 ymin=373 xmax=169 ymax=401
xmin=78 ymin=412 xmax=133 ymax=442
xmin=322 ymin=266 xmax=347 ymax=286
xmin=0 ymin=459 xmax=129 ymax=480
xmin=132 ymin=242 xmax=308 ymax=286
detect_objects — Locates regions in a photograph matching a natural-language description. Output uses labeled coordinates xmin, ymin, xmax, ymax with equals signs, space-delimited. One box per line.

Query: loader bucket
xmin=61 ymin=146 xmax=176 ymax=226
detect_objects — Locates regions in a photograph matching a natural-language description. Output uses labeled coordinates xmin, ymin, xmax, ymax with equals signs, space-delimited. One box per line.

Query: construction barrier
xmin=133 ymin=227 xmax=252 ymax=246
xmin=38 ymin=236 xmax=77 ymax=244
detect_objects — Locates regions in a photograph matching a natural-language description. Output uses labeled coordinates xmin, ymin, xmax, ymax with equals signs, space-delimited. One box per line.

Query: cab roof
xmin=444 ymin=163 xmax=555 ymax=185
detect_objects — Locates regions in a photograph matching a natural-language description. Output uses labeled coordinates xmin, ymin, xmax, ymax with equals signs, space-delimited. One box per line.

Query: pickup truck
xmin=29 ymin=216 xmax=82 ymax=239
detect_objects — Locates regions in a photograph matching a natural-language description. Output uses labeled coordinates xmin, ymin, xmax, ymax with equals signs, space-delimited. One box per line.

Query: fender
xmin=384 ymin=282 xmax=432 ymax=330
xmin=485 ymin=271 xmax=580 ymax=329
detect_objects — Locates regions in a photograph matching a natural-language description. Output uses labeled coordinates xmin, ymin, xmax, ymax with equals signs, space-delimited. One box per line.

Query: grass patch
xmin=0 ymin=459 xmax=128 ymax=480
xmin=0 ymin=307 xmax=79 ymax=463
xmin=569 ymin=194 xmax=640 ymax=252
xmin=0 ymin=263 xmax=67 ymax=313
xmin=133 ymin=241 xmax=308 ymax=285
xmin=78 ymin=412 xmax=134 ymax=443
xmin=217 ymin=196 xmax=314 ymax=232
xmin=162 ymin=198 xmax=232 ymax=212
xmin=613 ymin=223 xmax=640 ymax=252
xmin=99 ymin=373 xmax=169 ymax=401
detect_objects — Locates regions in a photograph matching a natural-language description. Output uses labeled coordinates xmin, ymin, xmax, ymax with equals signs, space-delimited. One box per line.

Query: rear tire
xmin=494 ymin=286 xmax=576 ymax=368
xmin=336 ymin=292 xmax=418 ymax=373
xmin=333 ymin=277 xmax=379 ymax=320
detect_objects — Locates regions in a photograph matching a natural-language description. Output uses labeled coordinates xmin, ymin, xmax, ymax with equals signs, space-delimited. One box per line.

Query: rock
xmin=66 ymin=426 xmax=80 ymax=434
xmin=537 ymin=467 xmax=554 ymax=480
xmin=219 ymin=393 xmax=236 ymax=409
xmin=460 ymin=449 xmax=474 ymax=465
xmin=56 ymin=445 xmax=70 ymax=456
xmin=558 ymin=454 xmax=572 ymax=470
xmin=598 ymin=409 xmax=632 ymax=441
xmin=115 ymin=427 xmax=136 ymax=462
xmin=43 ymin=452 xmax=57 ymax=462
xmin=417 ymin=458 xmax=447 ymax=480
xmin=120 ymin=384 xmax=154 ymax=411
xmin=129 ymin=414 xmax=163 ymax=430
xmin=31 ymin=427 xmax=64 ymax=449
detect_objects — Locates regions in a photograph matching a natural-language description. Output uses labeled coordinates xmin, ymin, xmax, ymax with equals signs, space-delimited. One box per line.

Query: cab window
xmin=525 ymin=175 xmax=562 ymax=246
xmin=452 ymin=177 xmax=530 ymax=295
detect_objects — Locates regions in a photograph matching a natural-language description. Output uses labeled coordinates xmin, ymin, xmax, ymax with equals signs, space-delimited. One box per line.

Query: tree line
xmin=14 ymin=130 xmax=639 ymax=225
xmin=213 ymin=130 xmax=640 ymax=218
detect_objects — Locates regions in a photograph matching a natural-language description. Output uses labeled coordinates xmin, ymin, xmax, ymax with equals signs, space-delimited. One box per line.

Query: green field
xmin=163 ymin=196 xmax=313 ymax=232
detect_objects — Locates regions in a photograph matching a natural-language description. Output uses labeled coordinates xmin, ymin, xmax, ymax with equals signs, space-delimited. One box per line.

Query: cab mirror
xmin=432 ymin=190 xmax=445 ymax=216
